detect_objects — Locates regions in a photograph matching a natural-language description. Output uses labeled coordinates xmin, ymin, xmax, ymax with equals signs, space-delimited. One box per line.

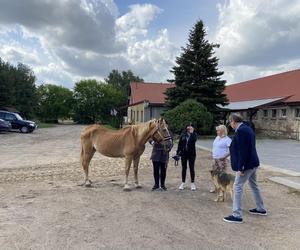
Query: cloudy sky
xmin=0 ymin=0 xmax=300 ymax=88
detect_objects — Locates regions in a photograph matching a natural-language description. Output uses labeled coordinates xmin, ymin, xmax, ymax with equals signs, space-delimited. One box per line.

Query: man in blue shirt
xmin=223 ymin=113 xmax=267 ymax=223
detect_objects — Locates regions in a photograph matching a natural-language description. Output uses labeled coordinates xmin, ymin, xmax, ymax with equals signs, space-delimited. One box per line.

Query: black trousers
xmin=152 ymin=161 xmax=167 ymax=187
xmin=181 ymin=155 xmax=196 ymax=183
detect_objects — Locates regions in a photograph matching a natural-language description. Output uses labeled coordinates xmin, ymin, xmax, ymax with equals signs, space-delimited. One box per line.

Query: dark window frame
xmin=272 ymin=109 xmax=277 ymax=118
xmin=281 ymin=108 xmax=287 ymax=117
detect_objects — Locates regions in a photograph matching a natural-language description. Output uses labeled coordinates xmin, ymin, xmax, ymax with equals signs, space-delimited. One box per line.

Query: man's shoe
xmin=179 ymin=183 xmax=185 ymax=190
xmin=249 ymin=208 xmax=267 ymax=216
xmin=161 ymin=186 xmax=167 ymax=191
xmin=191 ymin=183 xmax=196 ymax=191
xmin=223 ymin=215 xmax=243 ymax=224
xmin=152 ymin=185 xmax=159 ymax=191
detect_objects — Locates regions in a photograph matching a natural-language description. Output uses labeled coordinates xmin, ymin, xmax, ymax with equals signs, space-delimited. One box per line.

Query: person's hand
xmin=187 ymin=126 xmax=194 ymax=133
xmin=237 ymin=171 xmax=245 ymax=176
xmin=148 ymin=139 xmax=154 ymax=145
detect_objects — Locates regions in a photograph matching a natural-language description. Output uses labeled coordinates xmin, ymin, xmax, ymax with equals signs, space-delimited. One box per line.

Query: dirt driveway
xmin=0 ymin=125 xmax=300 ymax=250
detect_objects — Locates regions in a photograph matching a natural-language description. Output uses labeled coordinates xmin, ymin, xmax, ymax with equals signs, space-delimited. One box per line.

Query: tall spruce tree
xmin=165 ymin=20 xmax=227 ymax=114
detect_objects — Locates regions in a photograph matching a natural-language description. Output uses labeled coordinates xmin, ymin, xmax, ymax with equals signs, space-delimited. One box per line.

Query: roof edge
xmin=226 ymin=68 xmax=300 ymax=86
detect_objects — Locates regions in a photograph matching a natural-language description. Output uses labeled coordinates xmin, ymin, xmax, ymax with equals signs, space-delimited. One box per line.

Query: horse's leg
xmin=123 ymin=157 xmax=132 ymax=191
xmin=80 ymin=144 xmax=96 ymax=187
xmin=133 ymin=156 xmax=142 ymax=188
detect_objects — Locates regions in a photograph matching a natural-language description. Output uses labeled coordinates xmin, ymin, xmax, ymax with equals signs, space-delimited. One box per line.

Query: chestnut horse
xmin=80 ymin=118 xmax=170 ymax=191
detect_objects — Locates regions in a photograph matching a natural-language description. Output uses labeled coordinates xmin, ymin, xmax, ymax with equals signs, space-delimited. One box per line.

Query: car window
xmin=0 ymin=112 xmax=5 ymax=119
xmin=5 ymin=113 xmax=16 ymax=121
xmin=15 ymin=113 xmax=23 ymax=120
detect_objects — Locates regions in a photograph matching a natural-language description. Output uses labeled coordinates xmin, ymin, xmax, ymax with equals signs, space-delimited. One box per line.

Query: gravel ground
xmin=0 ymin=125 xmax=300 ymax=250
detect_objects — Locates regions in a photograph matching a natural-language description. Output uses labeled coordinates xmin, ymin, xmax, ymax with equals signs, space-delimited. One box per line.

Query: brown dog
xmin=210 ymin=169 xmax=235 ymax=202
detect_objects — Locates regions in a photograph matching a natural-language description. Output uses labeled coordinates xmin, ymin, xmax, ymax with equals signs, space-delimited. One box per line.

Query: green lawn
xmin=103 ymin=124 xmax=117 ymax=130
xmin=37 ymin=122 xmax=56 ymax=128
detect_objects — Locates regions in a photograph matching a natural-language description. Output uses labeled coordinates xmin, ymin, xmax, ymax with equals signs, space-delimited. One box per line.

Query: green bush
xmin=164 ymin=99 xmax=213 ymax=135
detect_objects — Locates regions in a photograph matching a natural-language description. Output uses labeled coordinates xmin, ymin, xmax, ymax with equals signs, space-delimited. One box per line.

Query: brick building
xmin=223 ymin=69 xmax=300 ymax=140
xmin=127 ymin=82 xmax=175 ymax=124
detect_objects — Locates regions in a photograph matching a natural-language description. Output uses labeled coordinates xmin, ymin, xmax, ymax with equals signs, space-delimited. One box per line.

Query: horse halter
xmin=150 ymin=123 xmax=164 ymax=142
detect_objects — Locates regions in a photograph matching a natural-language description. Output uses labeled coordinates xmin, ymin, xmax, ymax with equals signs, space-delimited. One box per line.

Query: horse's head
xmin=158 ymin=117 xmax=171 ymax=140
xmin=148 ymin=119 xmax=164 ymax=143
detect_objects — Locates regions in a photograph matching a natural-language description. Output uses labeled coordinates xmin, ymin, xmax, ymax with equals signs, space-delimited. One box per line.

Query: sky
xmin=0 ymin=0 xmax=300 ymax=88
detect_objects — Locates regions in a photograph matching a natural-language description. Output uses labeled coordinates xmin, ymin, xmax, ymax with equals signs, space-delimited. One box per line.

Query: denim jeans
xmin=233 ymin=168 xmax=265 ymax=218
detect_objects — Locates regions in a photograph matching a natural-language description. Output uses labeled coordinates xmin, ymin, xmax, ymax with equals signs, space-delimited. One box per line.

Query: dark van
xmin=0 ymin=111 xmax=37 ymax=133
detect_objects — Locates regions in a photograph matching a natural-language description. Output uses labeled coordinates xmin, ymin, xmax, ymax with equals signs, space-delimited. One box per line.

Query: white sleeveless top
xmin=212 ymin=136 xmax=232 ymax=159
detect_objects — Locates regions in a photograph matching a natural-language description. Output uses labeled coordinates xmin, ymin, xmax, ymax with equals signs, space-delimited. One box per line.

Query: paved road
xmin=197 ymin=138 xmax=300 ymax=173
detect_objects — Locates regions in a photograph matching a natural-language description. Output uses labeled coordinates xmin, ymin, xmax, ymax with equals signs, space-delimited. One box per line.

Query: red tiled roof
xmin=130 ymin=82 xmax=175 ymax=105
xmin=225 ymin=69 xmax=300 ymax=103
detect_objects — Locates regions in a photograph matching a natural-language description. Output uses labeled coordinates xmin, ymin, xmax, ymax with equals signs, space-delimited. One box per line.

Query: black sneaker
xmin=152 ymin=185 xmax=159 ymax=191
xmin=249 ymin=208 xmax=267 ymax=216
xmin=161 ymin=186 xmax=167 ymax=191
xmin=223 ymin=215 xmax=243 ymax=224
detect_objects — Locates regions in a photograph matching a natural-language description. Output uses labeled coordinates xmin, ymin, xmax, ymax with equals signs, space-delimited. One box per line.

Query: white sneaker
xmin=179 ymin=183 xmax=185 ymax=190
xmin=191 ymin=183 xmax=196 ymax=191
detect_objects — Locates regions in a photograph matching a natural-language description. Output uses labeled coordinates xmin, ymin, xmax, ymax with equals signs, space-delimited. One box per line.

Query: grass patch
xmin=288 ymin=187 xmax=300 ymax=195
xmin=37 ymin=122 xmax=56 ymax=128
xmin=103 ymin=124 xmax=117 ymax=130
xmin=199 ymin=135 xmax=215 ymax=139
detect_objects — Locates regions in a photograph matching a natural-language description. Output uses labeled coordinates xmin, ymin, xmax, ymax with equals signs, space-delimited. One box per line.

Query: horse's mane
xmin=89 ymin=121 xmax=151 ymax=135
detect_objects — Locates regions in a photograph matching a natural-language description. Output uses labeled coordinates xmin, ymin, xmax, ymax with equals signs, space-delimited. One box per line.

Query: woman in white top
xmin=210 ymin=125 xmax=232 ymax=192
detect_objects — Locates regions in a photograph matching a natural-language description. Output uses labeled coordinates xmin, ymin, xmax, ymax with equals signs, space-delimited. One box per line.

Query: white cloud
xmin=116 ymin=4 xmax=162 ymax=42
xmin=127 ymin=29 xmax=178 ymax=81
xmin=0 ymin=43 xmax=41 ymax=66
xmin=0 ymin=0 xmax=123 ymax=54
xmin=0 ymin=1 xmax=177 ymax=86
xmin=214 ymin=0 xmax=300 ymax=83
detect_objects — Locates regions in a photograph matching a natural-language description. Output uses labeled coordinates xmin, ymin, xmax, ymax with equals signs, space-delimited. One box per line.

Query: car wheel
xmin=20 ymin=126 xmax=29 ymax=133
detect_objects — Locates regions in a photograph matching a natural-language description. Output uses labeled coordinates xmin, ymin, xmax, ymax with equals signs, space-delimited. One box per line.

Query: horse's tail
xmin=80 ymin=130 xmax=87 ymax=168
xmin=80 ymin=134 xmax=85 ymax=167
xmin=80 ymin=125 xmax=96 ymax=167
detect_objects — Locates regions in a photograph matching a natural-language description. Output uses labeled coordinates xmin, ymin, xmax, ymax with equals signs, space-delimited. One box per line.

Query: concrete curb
xmin=259 ymin=164 xmax=300 ymax=177
xmin=196 ymin=144 xmax=300 ymax=191
xmin=196 ymin=144 xmax=300 ymax=176
xmin=268 ymin=177 xmax=300 ymax=191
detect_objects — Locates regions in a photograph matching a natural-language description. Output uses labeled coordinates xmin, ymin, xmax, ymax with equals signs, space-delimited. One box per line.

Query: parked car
xmin=0 ymin=111 xmax=37 ymax=133
xmin=0 ymin=118 xmax=11 ymax=132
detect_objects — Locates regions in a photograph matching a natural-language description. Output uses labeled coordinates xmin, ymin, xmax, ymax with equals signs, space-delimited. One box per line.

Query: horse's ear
xmin=148 ymin=120 xmax=154 ymax=128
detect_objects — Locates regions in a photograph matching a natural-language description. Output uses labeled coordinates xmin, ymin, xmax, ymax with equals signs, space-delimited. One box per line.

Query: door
xmin=5 ymin=113 xmax=19 ymax=129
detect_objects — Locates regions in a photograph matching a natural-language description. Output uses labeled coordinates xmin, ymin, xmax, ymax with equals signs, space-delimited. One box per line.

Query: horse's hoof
xmin=123 ymin=186 xmax=131 ymax=192
xmin=85 ymin=183 xmax=92 ymax=188
xmin=135 ymin=184 xmax=142 ymax=189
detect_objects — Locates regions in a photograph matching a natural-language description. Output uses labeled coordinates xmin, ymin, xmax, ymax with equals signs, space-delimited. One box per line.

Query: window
xmin=141 ymin=111 xmax=143 ymax=122
xmin=281 ymin=109 xmax=287 ymax=118
xmin=272 ymin=109 xmax=277 ymax=118
xmin=5 ymin=113 xmax=16 ymax=121
xmin=133 ymin=111 xmax=135 ymax=121
xmin=137 ymin=111 xmax=139 ymax=122
xmin=130 ymin=110 xmax=133 ymax=121
xmin=263 ymin=110 xmax=268 ymax=117
xmin=296 ymin=108 xmax=300 ymax=118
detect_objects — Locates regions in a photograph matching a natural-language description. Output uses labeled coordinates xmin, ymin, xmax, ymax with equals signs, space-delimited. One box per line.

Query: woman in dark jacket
xmin=150 ymin=128 xmax=173 ymax=191
xmin=177 ymin=123 xmax=197 ymax=191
